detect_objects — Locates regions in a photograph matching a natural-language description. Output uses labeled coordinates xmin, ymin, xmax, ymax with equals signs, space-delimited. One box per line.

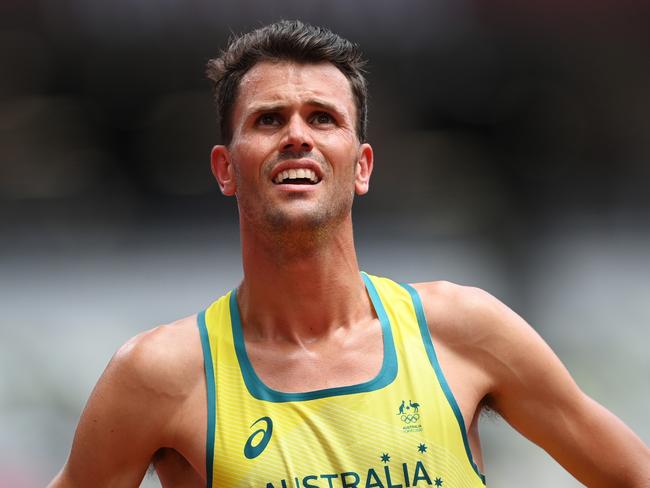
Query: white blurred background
xmin=1 ymin=0 xmax=649 ymax=486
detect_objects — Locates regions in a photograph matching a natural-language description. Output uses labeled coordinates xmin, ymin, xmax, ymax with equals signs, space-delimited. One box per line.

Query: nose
xmin=281 ymin=114 xmax=313 ymax=153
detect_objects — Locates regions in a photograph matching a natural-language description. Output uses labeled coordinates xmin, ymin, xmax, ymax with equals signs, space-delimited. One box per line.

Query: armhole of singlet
xmin=400 ymin=283 xmax=487 ymax=485
xmin=197 ymin=309 xmax=215 ymax=488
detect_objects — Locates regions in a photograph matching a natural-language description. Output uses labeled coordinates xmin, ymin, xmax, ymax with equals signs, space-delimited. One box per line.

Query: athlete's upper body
xmin=50 ymin=20 xmax=650 ymax=488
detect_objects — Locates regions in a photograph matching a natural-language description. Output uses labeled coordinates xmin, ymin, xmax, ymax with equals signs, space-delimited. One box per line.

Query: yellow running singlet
xmin=198 ymin=273 xmax=486 ymax=487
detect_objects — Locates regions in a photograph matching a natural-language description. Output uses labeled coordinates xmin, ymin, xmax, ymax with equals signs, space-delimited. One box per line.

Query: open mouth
xmin=273 ymin=168 xmax=321 ymax=185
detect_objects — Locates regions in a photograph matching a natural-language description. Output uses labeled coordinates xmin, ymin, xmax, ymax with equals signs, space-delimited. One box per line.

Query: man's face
xmin=211 ymin=61 xmax=373 ymax=238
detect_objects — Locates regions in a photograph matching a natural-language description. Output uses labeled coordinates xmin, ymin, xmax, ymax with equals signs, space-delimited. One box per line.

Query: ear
xmin=354 ymin=143 xmax=374 ymax=195
xmin=211 ymin=145 xmax=236 ymax=196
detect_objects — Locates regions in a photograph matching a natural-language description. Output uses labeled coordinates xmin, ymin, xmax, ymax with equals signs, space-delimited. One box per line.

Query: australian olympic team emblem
xmin=397 ymin=400 xmax=423 ymax=432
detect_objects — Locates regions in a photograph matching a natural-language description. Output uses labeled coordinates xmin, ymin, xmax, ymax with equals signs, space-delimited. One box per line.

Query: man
xmin=50 ymin=20 xmax=649 ymax=487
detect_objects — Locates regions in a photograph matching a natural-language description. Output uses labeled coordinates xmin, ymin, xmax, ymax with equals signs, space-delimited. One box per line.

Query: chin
xmin=264 ymin=206 xmax=349 ymax=234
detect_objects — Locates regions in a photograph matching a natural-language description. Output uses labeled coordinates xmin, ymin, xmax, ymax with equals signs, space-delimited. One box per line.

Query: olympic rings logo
xmin=400 ymin=414 xmax=420 ymax=423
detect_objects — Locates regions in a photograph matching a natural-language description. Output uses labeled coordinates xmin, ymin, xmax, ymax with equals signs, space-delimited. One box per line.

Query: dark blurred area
xmin=2 ymin=0 xmax=649 ymax=220
xmin=1 ymin=2 xmax=649 ymax=486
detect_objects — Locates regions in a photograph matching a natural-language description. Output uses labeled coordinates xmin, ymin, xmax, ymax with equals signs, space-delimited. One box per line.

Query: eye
xmin=311 ymin=112 xmax=335 ymax=125
xmin=257 ymin=113 xmax=281 ymax=126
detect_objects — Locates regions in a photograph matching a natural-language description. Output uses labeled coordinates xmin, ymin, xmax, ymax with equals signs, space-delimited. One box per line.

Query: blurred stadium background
xmin=1 ymin=1 xmax=649 ymax=486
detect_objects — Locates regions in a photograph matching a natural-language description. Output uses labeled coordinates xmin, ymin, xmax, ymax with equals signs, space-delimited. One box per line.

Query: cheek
xmin=334 ymin=148 xmax=361 ymax=175
xmin=318 ymin=131 xmax=358 ymax=159
xmin=230 ymin=140 xmax=270 ymax=178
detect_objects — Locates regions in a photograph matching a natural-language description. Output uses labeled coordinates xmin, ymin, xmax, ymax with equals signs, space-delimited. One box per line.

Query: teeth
xmin=274 ymin=168 xmax=319 ymax=184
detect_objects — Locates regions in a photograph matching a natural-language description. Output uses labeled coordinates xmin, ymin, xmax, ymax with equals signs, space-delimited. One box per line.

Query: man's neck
xmin=237 ymin=218 xmax=371 ymax=344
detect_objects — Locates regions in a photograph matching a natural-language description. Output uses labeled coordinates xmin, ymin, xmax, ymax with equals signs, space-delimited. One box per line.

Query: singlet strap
xmin=400 ymin=282 xmax=486 ymax=484
xmin=198 ymin=310 xmax=216 ymax=488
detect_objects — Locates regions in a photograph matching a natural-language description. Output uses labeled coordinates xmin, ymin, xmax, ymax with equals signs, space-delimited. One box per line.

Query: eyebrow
xmin=306 ymin=99 xmax=344 ymax=115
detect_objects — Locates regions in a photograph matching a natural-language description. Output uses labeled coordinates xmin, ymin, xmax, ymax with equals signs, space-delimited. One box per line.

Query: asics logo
xmin=244 ymin=416 xmax=273 ymax=459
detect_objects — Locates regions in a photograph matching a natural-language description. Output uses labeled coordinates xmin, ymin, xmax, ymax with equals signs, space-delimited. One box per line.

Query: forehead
xmin=232 ymin=61 xmax=356 ymax=120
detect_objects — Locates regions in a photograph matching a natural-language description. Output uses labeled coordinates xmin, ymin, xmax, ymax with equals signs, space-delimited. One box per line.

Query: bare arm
xmin=49 ymin=323 xmax=200 ymax=488
xmin=417 ymin=282 xmax=650 ymax=487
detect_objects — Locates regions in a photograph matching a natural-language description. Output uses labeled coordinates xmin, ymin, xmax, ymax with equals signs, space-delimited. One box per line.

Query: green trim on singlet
xmin=197 ymin=310 xmax=215 ymax=488
xmin=400 ymin=282 xmax=487 ymax=485
xmin=229 ymin=272 xmax=398 ymax=402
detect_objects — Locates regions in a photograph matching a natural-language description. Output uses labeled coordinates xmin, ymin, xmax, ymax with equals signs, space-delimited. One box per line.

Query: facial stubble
xmin=234 ymin=156 xmax=357 ymax=255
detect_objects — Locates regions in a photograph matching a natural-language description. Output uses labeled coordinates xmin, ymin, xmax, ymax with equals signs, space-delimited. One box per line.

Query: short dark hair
xmin=206 ymin=20 xmax=368 ymax=144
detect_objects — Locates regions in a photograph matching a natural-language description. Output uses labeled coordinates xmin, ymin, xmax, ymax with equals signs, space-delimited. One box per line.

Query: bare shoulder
xmin=411 ymin=281 xmax=650 ymax=485
xmin=111 ymin=314 xmax=204 ymax=398
xmin=410 ymin=280 xmax=525 ymax=346
xmin=411 ymin=279 xmax=579 ymax=408
xmin=49 ymin=314 xmax=205 ymax=487
xmin=85 ymin=313 xmax=205 ymax=439
xmin=409 ymin=280 xmax=557 ymax=400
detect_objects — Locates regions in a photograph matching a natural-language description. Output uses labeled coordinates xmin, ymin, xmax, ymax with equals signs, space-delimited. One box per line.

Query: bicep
xmin=52 ymin=345 xmax=171 ymax=487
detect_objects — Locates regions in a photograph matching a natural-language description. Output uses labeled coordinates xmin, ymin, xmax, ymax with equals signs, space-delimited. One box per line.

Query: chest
xmin=210 ymin=343 xmax=482 ymax=488
xmin=196 ymin=281 xmax=488 ymax=486
xmin=244 ymin=322 xmax=384 ymax=392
